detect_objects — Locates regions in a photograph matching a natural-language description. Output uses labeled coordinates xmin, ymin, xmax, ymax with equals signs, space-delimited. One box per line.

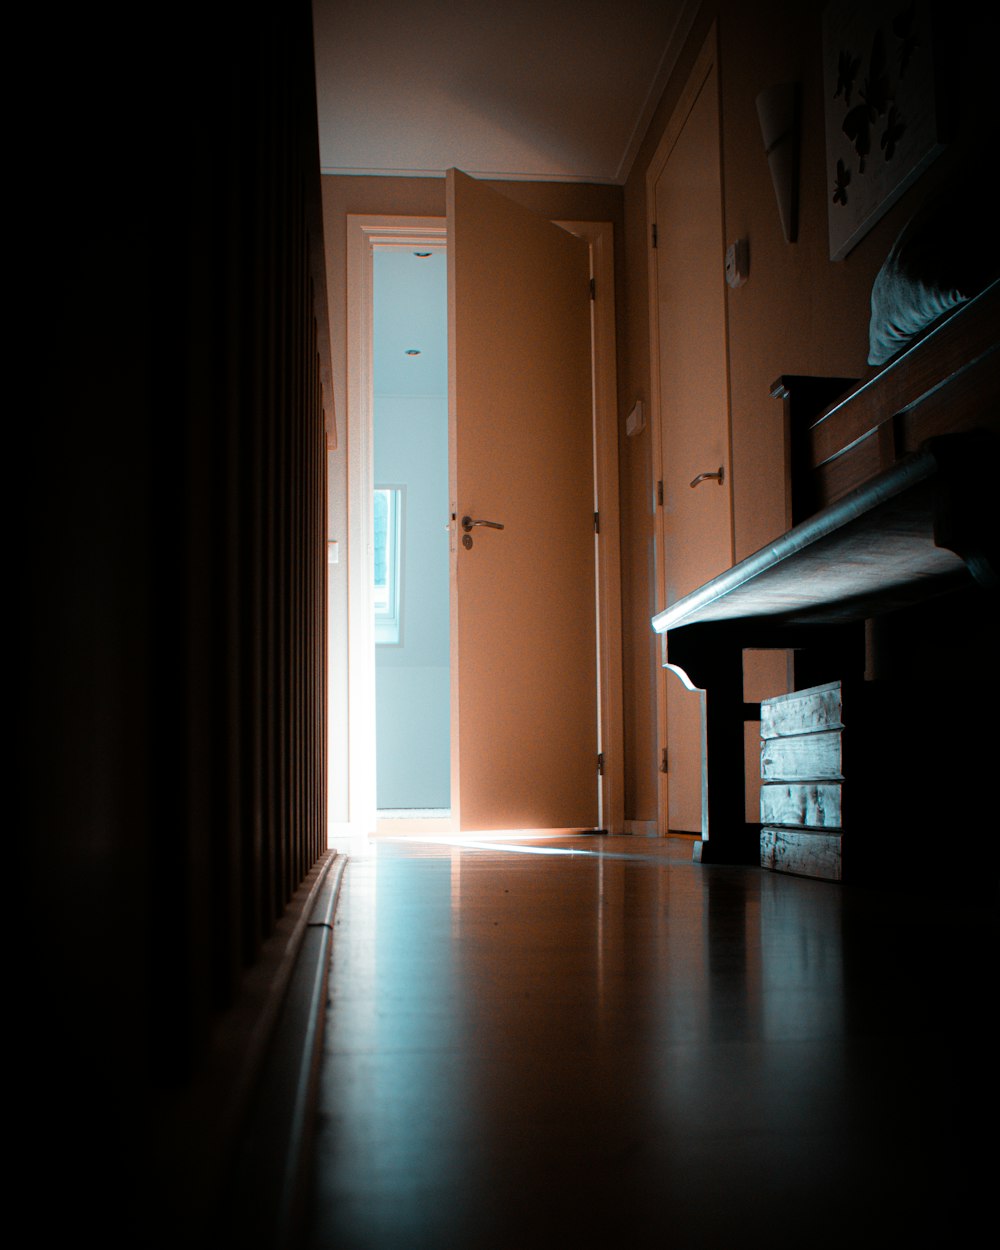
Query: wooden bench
xmin=652 ymin=281 xmax=999 ymax=885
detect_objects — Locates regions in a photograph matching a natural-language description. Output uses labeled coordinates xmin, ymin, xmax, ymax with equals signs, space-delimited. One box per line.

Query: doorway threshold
xmin=375 ymin=810 xmax=454 ymax=836
xmin=377 ymin=809 xmax=450 ymax=819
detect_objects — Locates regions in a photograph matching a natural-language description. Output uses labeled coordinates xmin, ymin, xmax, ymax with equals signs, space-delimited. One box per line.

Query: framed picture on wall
xmin=822 ymin=0 xmax=945 ymax=260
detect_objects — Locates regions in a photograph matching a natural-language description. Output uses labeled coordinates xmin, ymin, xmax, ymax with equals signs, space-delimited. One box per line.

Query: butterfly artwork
xmin=822 ymin=0 xmax=944 ymax=260
xmin=881 ymin=106 xmax=907 ymax=161
xmin=841 ymin=29 xmax=893 ymax=173
xmin=832 ymin=158 xmax=852 ymax=206
xmin=834 ymin=49 xmax=862 ymax=106
xmin=892 ymin=0 xmax=921 ymax=77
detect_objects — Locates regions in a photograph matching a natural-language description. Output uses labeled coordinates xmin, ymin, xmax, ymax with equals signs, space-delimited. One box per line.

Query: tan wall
xmin=617 ymin=0 xmax=991 ymax=821
xmin=322 ymin=0 xmax=989 ymax=827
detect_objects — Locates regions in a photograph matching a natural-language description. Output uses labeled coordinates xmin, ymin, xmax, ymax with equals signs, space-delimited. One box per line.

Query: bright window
xmin=373 ymin=486 xmax=403 ymax=644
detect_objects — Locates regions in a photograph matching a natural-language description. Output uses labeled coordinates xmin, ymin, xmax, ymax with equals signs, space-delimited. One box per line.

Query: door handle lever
xmin=690 ymin=467 xmax=725 ymax=488
xmin=461 ymin=516 xmax=505 ymax=531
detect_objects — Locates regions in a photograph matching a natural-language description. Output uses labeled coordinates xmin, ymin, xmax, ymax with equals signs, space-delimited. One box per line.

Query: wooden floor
xmin=304 ymin=834 xmax=997 ymax=1250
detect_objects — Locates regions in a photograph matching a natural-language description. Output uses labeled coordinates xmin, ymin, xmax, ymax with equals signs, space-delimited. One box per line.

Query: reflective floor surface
xmin=305 ymin=834 xmax=997 ymax=1249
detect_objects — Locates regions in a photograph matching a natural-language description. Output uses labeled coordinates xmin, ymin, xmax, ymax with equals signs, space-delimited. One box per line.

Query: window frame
xmin=373 ymin=483 xmax=404 ymax=645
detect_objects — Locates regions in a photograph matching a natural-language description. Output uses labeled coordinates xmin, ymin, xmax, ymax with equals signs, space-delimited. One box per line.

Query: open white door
xmin=447 ymin=170 xmax=598 ymax=831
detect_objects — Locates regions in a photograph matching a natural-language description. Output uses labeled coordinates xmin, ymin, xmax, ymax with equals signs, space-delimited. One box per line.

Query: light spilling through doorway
xmin=372 ymin=244 xmax=451 ymax=817
xmin=341 ymin=207 xmax=624 ymax=841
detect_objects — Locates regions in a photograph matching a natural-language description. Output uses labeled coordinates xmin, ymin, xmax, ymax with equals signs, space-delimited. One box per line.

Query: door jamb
xmin=644 ymin=24 xmax=723 ymax=838
xmin=556 ymin=219 xmax=625 ymax=835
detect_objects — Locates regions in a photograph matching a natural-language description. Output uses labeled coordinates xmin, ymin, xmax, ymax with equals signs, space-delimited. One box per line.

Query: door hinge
xmin=660 ymin=747 xmax=669 ymax=773
xmin=652 ymin=222 xmax=658 ymax=248
xmin=589 ymin=277 xmax=596 ymax=300
xmin=597 ymin=752 xmax=605 ymax=776
xmin=594 ymin=510 xmax=600 ymax=534
xmin=656 ymin=479 xmax=664 ymax=507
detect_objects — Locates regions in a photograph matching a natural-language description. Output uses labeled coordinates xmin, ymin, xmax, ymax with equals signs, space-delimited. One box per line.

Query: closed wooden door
xmin=648 ymin=37 xmax=732 ymax=833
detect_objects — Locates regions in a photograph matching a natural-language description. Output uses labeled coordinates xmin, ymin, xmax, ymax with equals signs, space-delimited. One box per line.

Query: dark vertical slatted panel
xmin=22 ymin=2 xmax=330 ymax=1236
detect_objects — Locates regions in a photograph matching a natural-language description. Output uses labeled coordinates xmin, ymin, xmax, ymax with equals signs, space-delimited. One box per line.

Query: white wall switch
xmin=626 ymin=400 xmax=645 ymax=437
xmin=725 ymin=239 xmax=749 ymax=288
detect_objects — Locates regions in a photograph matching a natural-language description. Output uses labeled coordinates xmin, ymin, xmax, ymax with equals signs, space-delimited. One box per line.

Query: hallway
xmin=304 ymin=835 xmax=996 ymax=1249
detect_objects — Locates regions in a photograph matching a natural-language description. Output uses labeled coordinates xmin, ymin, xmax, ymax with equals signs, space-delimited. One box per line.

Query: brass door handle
xmin=690 ymin=467 xmax=725 ymax=488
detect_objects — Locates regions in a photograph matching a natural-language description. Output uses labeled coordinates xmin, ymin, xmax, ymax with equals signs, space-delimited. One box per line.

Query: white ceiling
xmin=312 ymin=0 xmax=697 ymax=184
xmin=373 ymin=246 xmax=448 ymax=397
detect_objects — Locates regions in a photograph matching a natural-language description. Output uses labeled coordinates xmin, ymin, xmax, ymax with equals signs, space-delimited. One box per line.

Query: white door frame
xmin=345 ymin=212 xmax=624 ymax=835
